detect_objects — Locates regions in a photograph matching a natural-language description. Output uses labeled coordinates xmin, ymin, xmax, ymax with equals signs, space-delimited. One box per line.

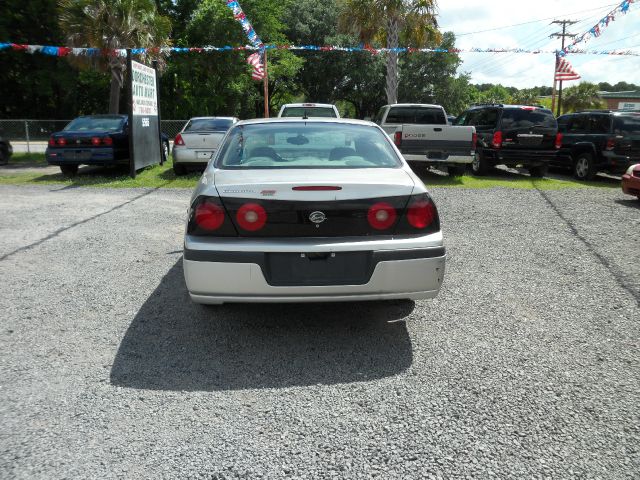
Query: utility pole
xmin=550 ymin=20 xmax=577 ymax=116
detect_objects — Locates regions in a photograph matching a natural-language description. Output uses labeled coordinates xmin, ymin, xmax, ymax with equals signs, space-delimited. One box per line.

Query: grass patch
xmin=0 ymin=154 xmax=621 ymax=191
xmin=8 ymin=152 xmax=47 ymax=164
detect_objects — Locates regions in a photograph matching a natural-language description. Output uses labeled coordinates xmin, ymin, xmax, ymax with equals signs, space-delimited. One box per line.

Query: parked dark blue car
xmin=46 ymin=114 xmax=169 ymax=175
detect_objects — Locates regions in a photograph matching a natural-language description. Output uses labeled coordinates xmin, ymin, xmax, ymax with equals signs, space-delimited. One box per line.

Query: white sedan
xmin=183 ymin=118 xmax=446 ymax=304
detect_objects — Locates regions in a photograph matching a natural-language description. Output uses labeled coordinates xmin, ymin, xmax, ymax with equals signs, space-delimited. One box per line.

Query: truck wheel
xmin=528 ymin=165 xmax=548 ymax=178
xmin=471 ymin=152 xmax=489 ymax=176
xmin=448 ymin=165 xmax=466 ymax=177
xmin=173 ymin=162 xmax=187 ymax=176
xmin=573 ymin=153 xmax=596 ymax=180
xmin=60 ymin=165 xmax=79 ymax=176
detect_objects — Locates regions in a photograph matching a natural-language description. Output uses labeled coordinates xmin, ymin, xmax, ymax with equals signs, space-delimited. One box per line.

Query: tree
xmin=59 ymin=0 xmax=171 ymax=113
xmin=338 ymin=0 xmax=440 ymax=104
xmin=561 ymin=82 xmax=604 ymax=113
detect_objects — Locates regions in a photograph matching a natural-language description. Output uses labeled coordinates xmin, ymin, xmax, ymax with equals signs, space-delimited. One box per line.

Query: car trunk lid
xmin=181 ymin=131 xmax=226 ymax=150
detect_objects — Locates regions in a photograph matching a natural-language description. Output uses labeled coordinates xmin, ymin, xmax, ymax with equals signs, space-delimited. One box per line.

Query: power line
xmin=451 ymin=2 xmax=619 ymax=37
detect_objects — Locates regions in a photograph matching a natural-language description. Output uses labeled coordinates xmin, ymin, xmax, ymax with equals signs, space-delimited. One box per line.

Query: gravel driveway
xmin=0 ymin=184 xmax=638 ymax=479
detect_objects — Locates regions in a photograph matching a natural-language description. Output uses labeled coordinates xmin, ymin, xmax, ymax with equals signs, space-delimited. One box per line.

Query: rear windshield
xmin=216 ymin=123 xmax=401 ymax=169
xmin=280 ymin=107 xmax=337 ymax=118
xmin=500 ymin=109 xmax=557 ymax=130
xmin=184 ymin=118 xmax=234 ymax=132
xmin=386 ymin=107 xmax=446 ymax=125
xmin=64 ymin=117 xmax=124 ymax=132
xmin=613 ymin=115 xmax=640 ymax=134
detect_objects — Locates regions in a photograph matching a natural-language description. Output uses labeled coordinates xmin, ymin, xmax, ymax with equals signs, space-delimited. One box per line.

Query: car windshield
xmin=63 ymin=117 xmax=124 ymax=132
xmin=184 ymin=118 xmax=233 ymax=132
xmin=613 ymin=115 xmax=640 ymax=134
xmin=280 ymin=107 xmax=337 ymax=118
xmin=216 ymin=123 xmax=401 ymax=169
xmin=500 ymin=109 xmax=557 ymax=130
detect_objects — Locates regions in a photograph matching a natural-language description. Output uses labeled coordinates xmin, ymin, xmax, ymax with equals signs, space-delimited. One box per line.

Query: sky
xmin=437 ymin=0 xmax=640 ymax=89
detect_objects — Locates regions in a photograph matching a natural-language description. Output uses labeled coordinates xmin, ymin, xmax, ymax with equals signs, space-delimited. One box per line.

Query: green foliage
xmin=561 ymin=82 xmax=605 ymax=113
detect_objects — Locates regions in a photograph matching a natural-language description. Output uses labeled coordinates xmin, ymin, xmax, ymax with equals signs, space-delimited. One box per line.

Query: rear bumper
xmin=622 ymin=173 xmax=640 ymax=197
xmin=173 ymin=147 xmax=215 ymax=164
xmin=602 ymin=152 xmax=640 ymax=173
xmin=403 ymin=153 xmax=473 ymax=165
xmin=485 ymin=149 xmax=556 ymax=166
xmin=183 ymin=234 xmax=446 ymax=304
xmin=45 ymin=147 xmax=120 ymax=165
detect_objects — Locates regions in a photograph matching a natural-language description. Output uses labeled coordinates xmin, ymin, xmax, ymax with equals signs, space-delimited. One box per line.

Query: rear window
xmin=184 ymin=118 xmax=234 ymax=132
xmin=280 ymin=107 xmax=337 ymax=118
xmin=613 ymin=115 xmax=640 ymax=134
xmin=386 ymin=107 xmax=446 ymax=125
xmin=216 ymin=123 xmax=401 ymax=169
xmin=64 ymin=117 xmax=124 ymax=132
xmin=500 ymin=108 xmax=557 ymax=130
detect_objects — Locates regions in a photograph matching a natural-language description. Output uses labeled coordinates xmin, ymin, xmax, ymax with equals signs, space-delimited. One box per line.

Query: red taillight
xmin=175 ymin=133 xmax=185 ymax=146
xmin=555 ymin=133 xmax=563 ymax=150
xmin=367 ymin=202 xmax=397 ymax=230
xmin=102 ymin=136 xmax=113 ymax=146
xmin=521 ymin=106 xmax=537 ymax=111
xmin=407 ymin=199 xmax=436 ymax=229
xmin=57 ymin=137 xmax=67 ymax=146
xmin=491 ymin=131 xmax=502 ymax=149
xmin=91 ymin=137 xmax=101 ymax=146
xmin=394 ymin=131 xmax=402 ymax=146
xmin=236 ymin=203 xmax=267 ymax=231
xmin=472 ymin=132 xmax=478 ymax=151
xmin=48 ymin=136 xmax=56 ymax=147
xmin=195 ymin=200 xmax=226 ymax=231
xmin=606 ymin=137 xmax=616 ymax=151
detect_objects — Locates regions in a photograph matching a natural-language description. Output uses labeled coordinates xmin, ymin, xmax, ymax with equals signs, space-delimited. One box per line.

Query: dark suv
xmin=554 ymin=110 xmax=640 ymax=180
xmin=456 ymin=104 xmax=560 ymax=177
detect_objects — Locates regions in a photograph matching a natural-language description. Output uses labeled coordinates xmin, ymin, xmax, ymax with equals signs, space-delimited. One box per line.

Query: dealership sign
xmin=128 ymin=57 xmax=162 ymax=176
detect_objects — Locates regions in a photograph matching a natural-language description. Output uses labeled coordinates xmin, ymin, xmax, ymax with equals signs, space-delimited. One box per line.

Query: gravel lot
xmin=0 ymin=183 xmax=638 ymax=479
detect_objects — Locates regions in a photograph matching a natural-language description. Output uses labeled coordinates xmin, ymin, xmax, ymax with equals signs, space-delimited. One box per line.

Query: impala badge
xmin=309 ymin=211 xmax=326 ymax=224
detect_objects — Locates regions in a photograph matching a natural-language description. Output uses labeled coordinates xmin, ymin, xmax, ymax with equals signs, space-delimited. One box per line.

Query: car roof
xmin=77 ymin=114 xmax=127 ymax=119
xmin=385 ymin=103 xmax=443 ymax=109
xmin=280 ymin=103 xmax=337 ymax=109
xmin=188 ymin=116 xmax=238 ymax=120
xmin=233 ymin=118 xmax=376 ymax=127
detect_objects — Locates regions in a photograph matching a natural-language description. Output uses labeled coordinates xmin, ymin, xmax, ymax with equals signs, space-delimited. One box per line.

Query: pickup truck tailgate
xmin=397 ymin=125 xmax=475 ymax=160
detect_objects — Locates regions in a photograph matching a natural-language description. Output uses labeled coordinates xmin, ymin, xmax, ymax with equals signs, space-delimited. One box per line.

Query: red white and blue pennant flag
xmin=247 ymin=51 xmax=265 ymax=80
xmin=225 ymin=0 xmax=263 ymax=49
xmin=555 ymin=58 xmax=581 ymax=82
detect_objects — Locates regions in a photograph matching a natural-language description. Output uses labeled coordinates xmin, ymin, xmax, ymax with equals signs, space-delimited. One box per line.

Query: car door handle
xmin=434 ymin=128 xmax=442 ymax=132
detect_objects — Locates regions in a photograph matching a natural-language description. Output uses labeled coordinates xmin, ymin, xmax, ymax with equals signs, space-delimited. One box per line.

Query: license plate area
xmin=427 ymin=151 xmax=446 ymax=160
xmin=517 ymin=134 xmax=543 ymax=146
xmin=196 ymin=151 xmax=213 ymax=160
xmin=65 ymin=150 xmax=92 ymax=161
xmin=265 ymin=251 xmax=373 ymax=286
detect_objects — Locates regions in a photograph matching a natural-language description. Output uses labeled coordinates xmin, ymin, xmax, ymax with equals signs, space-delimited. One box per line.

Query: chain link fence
xmin=0 ymin=119 xmax=187 ymax=153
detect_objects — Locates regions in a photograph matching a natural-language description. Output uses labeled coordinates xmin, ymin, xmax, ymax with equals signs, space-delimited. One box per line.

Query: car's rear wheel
xmin=60 ymin=164 xmax=79 ymax=176
xmin=528 ymin=165 xmax=548 ymax=178
xmin=0 ymin=143 xmax=9 ymax=165
xmin=173 ymin=162 xmax=187 ymax=176
xmin=448 ymin=165 xmax=466 ymax=177
xmin=471 ymin=152 xmax=489 ymax=176
xmin=573 ymin=153 xmax=596 ymax=180
xmin=162 ymin=141 xmax=169 ymax=163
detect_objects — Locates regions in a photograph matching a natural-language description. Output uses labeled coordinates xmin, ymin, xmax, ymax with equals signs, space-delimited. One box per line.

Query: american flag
xmin=247 ymin=52 xmax=265 ymax=81
xmin=555 ymin=57 xmax=581 ymax=82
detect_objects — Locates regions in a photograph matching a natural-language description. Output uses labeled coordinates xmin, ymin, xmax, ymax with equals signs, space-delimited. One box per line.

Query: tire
xmin=448 ymin=165 xmax=466 ymax=177
xmin=173 ymin=162 xmax=187 ymax=176
xmin=573 ymin=153 xmax=596 ymax=180
xmin=471 ymin=151 xmax=489 ymax=176
xmin=60 ymin=164 xmax=79 ymax=176
xmin=528 ymin=164 xmax=548 ymax=178
xmin=0 ymin=144 xmax=9 ymax=165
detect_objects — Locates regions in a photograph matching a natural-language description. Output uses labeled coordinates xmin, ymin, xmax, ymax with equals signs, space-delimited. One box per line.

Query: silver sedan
xmin=172 ymin=116 xmax=238 ymax=175
xmin=183 ymin=118 xmax=446 ymax=304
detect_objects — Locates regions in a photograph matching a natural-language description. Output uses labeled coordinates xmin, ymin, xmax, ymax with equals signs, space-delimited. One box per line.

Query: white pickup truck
xmin=374 ymin=103 xmax=476 ymax=176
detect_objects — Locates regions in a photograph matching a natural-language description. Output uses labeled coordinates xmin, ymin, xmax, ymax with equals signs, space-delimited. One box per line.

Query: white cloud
xmin=437 ymin=0 xmax=640 ymax=88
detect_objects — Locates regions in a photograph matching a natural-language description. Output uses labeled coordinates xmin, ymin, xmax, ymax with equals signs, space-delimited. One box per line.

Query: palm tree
xmin=339 ymin=0 xmax=440 ymax=104
xmin=59 ymin=0 xmax=171 ymax=113
xmin=561 ymin=82 xmax=604 ymax=113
